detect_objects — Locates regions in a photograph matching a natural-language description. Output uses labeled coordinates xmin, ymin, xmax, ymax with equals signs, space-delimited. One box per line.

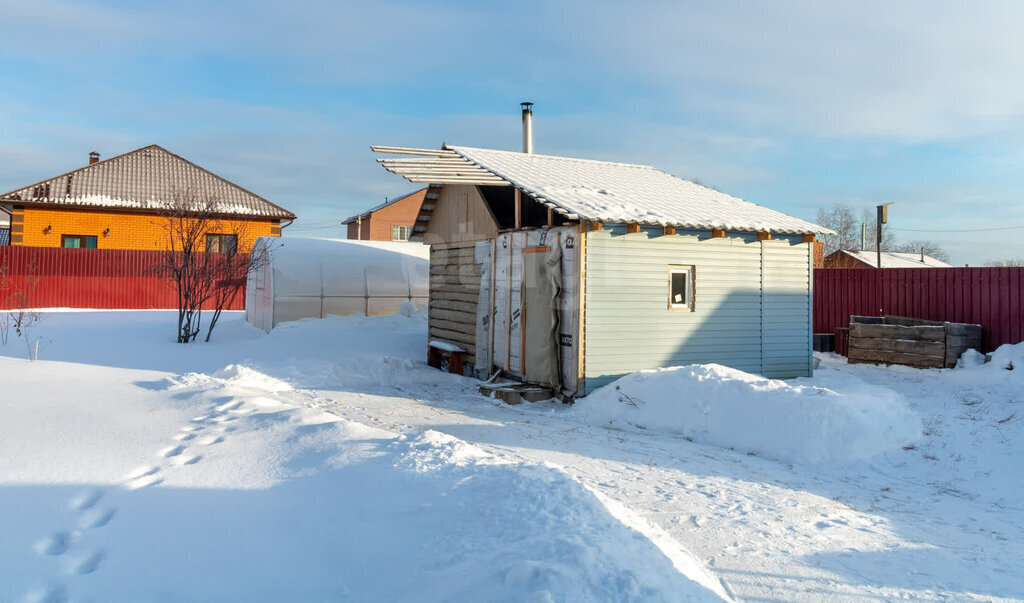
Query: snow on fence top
xmin=0 ymin=145 xmax=295 ymax=219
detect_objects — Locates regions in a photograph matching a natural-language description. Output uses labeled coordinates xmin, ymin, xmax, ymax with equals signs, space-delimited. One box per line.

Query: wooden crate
xmin=847 ymin=315 xmax=982 ymax=369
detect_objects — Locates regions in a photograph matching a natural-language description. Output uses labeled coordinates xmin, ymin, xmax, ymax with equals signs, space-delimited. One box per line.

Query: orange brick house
xmin=342 ymin=187 xmax=431 ymax=241
xmin=0 ymin=145 xmax=295 ymax=252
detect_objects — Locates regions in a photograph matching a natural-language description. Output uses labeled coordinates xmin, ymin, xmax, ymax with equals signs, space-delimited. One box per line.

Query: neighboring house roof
xmin=0 ymin=228 xmax=8 ymax=246
xmin=342 ymin=188 xmax=427 ymax=224
xmin=832 ymin=249 xmax=952 ymax=268
xmin=0 ymin=145 xmax=295 ymax=220
xmin=374 ymin=144 xmax=832 ymax=235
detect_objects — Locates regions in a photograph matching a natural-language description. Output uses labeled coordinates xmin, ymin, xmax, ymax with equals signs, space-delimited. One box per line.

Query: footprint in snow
xmin=200 ymin=435 xmax=224 ymax=446
xmin=32 ymin=532 xmax=70 ymax=556
xmin=22 ymin=582 xmax=67 ymax=603
xmin=160 ymin=445 xmax=186 ymax=458
xmin=77 ymin=507 xmax=116 ymax=530
xmin=67 ymin=489 xmax=103 ymax=512
xmin=126 ymin=474 xmax=163 ymax=490
xmin=64 ymin=550 xmax=105 ymax=576
xmin=216 ymin=399 xmax=243 ymax=412
xmin=126 ymin=465 xmax=159 ymax=480
xmin=175 ymin=432 xmax=197 ymax=442
xmin=173 ymin=454 xmax=202 ymax=466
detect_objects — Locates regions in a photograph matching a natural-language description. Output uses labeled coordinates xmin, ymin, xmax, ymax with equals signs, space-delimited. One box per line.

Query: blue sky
xmin=2 ymin=0 xmax=1024 ymax=264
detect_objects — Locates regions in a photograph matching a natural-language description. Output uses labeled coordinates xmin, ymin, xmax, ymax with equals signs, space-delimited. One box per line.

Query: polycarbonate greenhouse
xmin=245 ymin=237 xmax=429 ymax=332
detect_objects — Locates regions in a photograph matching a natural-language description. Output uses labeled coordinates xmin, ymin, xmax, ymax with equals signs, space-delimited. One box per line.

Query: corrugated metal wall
xmin=0 ymin=246 xmax=246 ymax=310
xmin=814 ymin=267 xmax=1024 ymax=352
xmin=583 ymin=226 xmax=812 ymax=394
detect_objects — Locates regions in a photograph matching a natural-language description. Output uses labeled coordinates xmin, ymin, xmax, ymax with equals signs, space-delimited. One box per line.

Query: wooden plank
xmin=848 ymin=338 xmax=945 ymax=356
xmin=849 ymin=323 xmax=945 ymax=342
xmin=662 ymin=225 xmax=676 ymax=236
xmin=883 ymin=315 xmax=942 ymax=327
xmin=626 ymin=223 xmax=641 ymax=234
xmin=430 ymin=290 xmax=478 ymax=303
xmin=430 ymin=264 xmax=482 ymax=277
xmin=429 ymin=326 xmax=475 ymax=346
xmin=711 ymin=229 xmax=725 ymax=238
xmin=757 ymin=231 xmax=772 ymax=241
xmin=848 ymin=347 xmax=944 ymax=369
xmin=430 ymin=274 xmax=481 ymax=286
xmin=522 ymin=246 xmax=550 ymax=254
xmin=429 ymin=299 xmax=478 ymax=313
xmin=945 ymin=322 xmax=982 ymax=337
xmin=430 ymin=308 xmax=476 ymax=324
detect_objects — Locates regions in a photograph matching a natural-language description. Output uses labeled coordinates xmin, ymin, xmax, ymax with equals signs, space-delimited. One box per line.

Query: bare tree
xmin=0 ymin=249 xmax=43 ymax=359
xmin=858 ymin=207 xmax=898 ymax=253
xmin=895 ymin=240 xmax=950 ymax=262
xmin=159 ymin=189 xmax=267 ymax=343
xmin=817 ymin=203 xmax=945 ymax=259
xmin=816 ymin=204 xmax=859 ymax=255
xmin=984 ymin=258 xmax=1024 ymax=267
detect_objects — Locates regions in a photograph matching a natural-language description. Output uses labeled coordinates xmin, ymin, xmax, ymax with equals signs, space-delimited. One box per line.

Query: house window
xmin=62 ymin=235 xmax=97 ymax=249
xmin=206 ymin=234 xmax=238 ymax=253
xmin=668 ymin=265 xmax=694 ymax=311
xmin=392 ymin=225 xmax=412 ymax=241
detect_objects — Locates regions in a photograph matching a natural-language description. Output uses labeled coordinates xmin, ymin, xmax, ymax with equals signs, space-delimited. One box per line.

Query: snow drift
xmin=576 ymin=363 xmax=922 ymax=465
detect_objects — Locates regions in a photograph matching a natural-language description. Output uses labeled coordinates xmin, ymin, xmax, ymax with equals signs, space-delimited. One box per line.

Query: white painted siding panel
xmin=583 ymin=228 xmax=763 ymax=393
xmin=583 ymin=227 xmax=811 ymax=394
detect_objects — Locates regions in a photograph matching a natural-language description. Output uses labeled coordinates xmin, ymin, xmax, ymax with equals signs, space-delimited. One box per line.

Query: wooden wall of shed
xmin=429 ymin=241 xmax=482 ymax=368
xmin=422 ymin=184 xmax=498 ymax=245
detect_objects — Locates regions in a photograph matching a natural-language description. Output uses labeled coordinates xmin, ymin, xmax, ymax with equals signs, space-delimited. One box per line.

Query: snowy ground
xmin=1 ymin=311 xmax=1021 ymax=601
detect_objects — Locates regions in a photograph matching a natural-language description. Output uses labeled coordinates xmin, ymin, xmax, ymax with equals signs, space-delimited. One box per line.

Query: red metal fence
xmin=0 ymin=246 xmax=247 ymax=310
xmin=814 ymin=267 xmax=1024 ymax=353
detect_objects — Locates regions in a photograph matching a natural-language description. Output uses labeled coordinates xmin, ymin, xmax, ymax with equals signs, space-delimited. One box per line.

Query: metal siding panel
xmin=0 ymin=246 xmax=247 ymax=310
xmin=583 ymin=230 xmax=813 ymax=394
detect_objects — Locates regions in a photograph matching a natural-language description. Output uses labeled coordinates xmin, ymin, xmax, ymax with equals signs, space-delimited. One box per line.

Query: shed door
xmin=521 ymin=237 xmax=562 ymax=389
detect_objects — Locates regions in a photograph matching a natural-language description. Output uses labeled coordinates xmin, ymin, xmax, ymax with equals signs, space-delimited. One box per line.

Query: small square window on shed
xmin=668 ymin=265 xmax=694 ymax=311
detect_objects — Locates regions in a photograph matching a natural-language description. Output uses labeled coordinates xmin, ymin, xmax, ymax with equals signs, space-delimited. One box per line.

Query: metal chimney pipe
xmin=521 ymin=102 xmax=533 ymax=154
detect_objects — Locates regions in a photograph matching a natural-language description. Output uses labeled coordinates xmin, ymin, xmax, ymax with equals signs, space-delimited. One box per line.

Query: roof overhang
xmin=371 ymin=146 xmax=511 ymax=186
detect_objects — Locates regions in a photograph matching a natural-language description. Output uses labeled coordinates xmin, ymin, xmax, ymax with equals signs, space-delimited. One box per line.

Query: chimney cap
xmin=521 ymin=101 xmax=533 ymax=110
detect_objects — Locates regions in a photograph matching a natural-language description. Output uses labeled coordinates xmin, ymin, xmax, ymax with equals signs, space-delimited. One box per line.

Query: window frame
xmin=667 ymin=265 xmax=695 ymax=311
xmin=61 ymin=234 xmax=98 ymax=249
xmin=392 ymin=224 xmax=411 ymax=241
xmin=206 ymin=233 xmax=238 ymax=254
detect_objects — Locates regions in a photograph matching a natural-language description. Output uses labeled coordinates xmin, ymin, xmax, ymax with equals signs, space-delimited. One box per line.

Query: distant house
xmin=0 ymin=205 xmax=9 ymax=245
xmin=342 ymin=188 xmax=431 ymax=242
xmin=0 ymin=145 xmax=295 ymax=251
xmin=373 ymin=130 xmax=832 ymax=397
xmin=823 ymin=249 xmax=951 ymax=269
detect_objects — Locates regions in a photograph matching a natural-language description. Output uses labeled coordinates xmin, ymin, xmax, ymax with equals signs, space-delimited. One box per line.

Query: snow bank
xmin=576 ymin=364 xmax=921 ymax=465
xmin=988 ymin=342 xmax=1024 ymax=373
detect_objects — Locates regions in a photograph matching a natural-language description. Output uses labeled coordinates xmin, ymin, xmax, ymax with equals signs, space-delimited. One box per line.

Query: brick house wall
xmin=346 ymin=189 xmax=425 ymax=241
xmin=9 ymin=205 xmax=279 ymax=251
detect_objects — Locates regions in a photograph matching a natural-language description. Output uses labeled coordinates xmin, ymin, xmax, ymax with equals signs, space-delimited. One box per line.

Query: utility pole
xmin=876 ymin=202 xmax=894 ymax=268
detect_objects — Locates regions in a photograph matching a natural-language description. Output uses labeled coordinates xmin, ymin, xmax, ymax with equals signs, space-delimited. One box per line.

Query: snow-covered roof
xmin=0 ymin=145 xmax=295 ymax=220
xmin=837 ymin=250 xmax=952 ymax=268
xmin=444 ymin=146 xmax=831 ymax=235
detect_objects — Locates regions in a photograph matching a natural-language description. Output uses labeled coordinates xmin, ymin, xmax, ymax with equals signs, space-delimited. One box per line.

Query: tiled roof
xmin=0 ymin=145 xmax=295 ymax=220
xmin=342 ymin=188 xmax=427 ymax=224
xmin=839 ymin=250 xmax=952 ymax=268
xmin=448 ymin=146 xmax=831 ymax=235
